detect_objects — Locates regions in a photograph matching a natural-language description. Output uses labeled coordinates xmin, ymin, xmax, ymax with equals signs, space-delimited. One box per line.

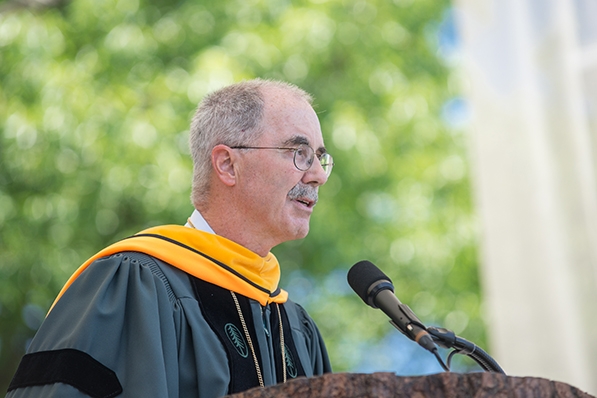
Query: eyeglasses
xmin=230 ymin=143 xmax=334 ymax=176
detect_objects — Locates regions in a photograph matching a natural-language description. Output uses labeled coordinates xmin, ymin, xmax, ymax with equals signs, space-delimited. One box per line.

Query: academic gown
xmin=6 ymin=226 xmax=331 ymax=398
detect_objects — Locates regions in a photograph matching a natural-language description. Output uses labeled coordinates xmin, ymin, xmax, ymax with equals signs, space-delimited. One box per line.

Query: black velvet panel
xmin=8 ymin=348 xmax=123 ymax=398
xmin=270 ymin=304 xmax=307 ymax=381
xmin=191 ymin=277 xmax=263 ymax=394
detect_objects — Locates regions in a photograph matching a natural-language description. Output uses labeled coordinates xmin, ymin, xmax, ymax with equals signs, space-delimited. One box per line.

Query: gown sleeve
xmin=6 ymin=252 xmax=228 ymax=398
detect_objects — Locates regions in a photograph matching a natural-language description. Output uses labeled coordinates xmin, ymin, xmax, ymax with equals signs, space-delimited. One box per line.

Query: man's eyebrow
xmin=282 ymin=135 xmax=309 ymax=146
xmin=282 ymin=135 xmax=327 ymax=153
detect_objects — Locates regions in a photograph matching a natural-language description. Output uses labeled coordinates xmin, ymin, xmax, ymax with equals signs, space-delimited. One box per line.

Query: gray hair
xmin=189 ymin=78 xmax=313 ymax=207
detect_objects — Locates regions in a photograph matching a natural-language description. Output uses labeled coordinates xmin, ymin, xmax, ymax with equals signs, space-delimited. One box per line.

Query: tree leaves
xmin=0 ymin=0 xmax=481 ymax=388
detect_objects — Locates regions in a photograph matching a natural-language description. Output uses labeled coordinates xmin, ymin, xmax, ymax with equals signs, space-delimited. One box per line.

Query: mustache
xmin=288 ymin=183 xmax=319 ymax=205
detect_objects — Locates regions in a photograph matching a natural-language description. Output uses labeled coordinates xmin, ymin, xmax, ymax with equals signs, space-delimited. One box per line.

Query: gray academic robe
xmin=6 ymin=251 xmax=331 ymax=398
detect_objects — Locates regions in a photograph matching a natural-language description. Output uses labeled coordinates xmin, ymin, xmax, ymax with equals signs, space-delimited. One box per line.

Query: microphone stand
xmin=346 ymin=260 xmax=505 ymax=374
xmin=386 ymin=300 xmax=505 ymax=374
xmin=426 ymin=327 xmax=505 ymax=374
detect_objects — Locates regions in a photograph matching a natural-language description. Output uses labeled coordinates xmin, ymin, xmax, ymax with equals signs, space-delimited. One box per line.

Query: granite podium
xmin=226 ymin=372 xmax=595 ymax=398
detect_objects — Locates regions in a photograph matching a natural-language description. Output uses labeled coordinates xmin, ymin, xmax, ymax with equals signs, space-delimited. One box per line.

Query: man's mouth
xmin=288 ymin=183 xmax=318 ymax=209
xmin=295 ymin=197 xmax=315 ymax=208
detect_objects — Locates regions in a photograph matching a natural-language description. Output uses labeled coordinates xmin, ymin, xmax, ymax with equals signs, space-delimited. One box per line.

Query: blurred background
xmin=1 ymin=0 xmax=596 ymax=395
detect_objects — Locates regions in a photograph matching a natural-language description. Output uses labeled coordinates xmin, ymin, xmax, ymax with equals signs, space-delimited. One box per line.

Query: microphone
xmin=347 ymin=260 xmax=437 ymax=353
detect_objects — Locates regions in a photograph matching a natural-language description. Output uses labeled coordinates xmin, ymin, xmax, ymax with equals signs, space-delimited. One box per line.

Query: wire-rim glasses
xmin=230 ymin=143 xmax=334 ymax=176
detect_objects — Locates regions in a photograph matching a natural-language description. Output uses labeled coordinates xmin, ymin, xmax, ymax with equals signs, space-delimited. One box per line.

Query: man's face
xmin=234 ymin=91 xmax=329 ymax=250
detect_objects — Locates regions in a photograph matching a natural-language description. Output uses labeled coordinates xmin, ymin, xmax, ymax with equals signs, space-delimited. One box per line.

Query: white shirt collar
xmin=185 ymin=209 xmax=215 ymax=234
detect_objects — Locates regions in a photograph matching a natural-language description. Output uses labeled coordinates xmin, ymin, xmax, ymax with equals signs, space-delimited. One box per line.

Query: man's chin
xmin=295 ymin=228 xmax=309 ymax=240
xmin=287 ymin=222 xmax=310 ymax=241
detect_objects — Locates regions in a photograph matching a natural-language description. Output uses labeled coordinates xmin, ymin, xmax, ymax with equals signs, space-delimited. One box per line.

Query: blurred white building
xmin=454 ymin=0 xmax=597 ymax=395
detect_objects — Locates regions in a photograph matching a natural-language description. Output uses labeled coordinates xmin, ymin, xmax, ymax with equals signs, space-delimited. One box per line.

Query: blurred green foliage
xmin=0 ymin=0 xmax=481 ymax=392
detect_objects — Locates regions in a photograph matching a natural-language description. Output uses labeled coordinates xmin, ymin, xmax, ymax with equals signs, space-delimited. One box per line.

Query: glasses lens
xmin=319 ymin=153 xmax=333 ymax=176
xmin=294 ymin=144 xmax=314 ymax=171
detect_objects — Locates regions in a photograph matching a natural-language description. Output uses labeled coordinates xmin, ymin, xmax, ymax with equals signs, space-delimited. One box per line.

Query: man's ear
xmin=211 ymin=144 xmax=237 ymax=186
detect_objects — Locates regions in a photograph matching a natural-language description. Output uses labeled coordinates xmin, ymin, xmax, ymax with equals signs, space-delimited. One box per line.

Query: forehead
xmin=259 ymin=90 xmax=325 ymax=150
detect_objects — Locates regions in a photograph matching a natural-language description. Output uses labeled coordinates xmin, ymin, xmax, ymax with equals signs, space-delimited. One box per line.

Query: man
xmin=7 ymin=79 xmax=333 ymax=397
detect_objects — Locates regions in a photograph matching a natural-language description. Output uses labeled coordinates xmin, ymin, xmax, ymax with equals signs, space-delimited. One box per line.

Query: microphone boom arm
xmin=427 ymin=326 xmax=506 ymax=374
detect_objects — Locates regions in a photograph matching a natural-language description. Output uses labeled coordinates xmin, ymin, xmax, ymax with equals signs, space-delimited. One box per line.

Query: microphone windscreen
xmin=347 ymin=260 xmax=393 ymax=304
